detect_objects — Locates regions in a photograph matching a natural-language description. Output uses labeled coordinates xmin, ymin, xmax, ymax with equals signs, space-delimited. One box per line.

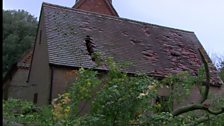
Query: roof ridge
xmin=42 ymin=2 xmax=194 ymax=34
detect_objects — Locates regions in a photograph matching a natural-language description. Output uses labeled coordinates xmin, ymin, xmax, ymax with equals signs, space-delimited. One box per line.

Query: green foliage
xmin=3 ymin=59 xmax=224 ymax=125
xmin=219 ymin=61 xmax=224 ymax=81
xmin=161 ymin=71 xmax=196 ymax=111
xmin=91 ymin=70 xmax=158 ymax=125
xmin=57 ymin=58 xmax=158 ymax=125
xmin=3 ymin=9 xmax=38 ymax=77
xmin=207 ymin=113 xmax=224 ymax=126
xmin=69 ymin=68 xmax=101 ymax=116
xmin=3 ymin=99 xmax=53 ymax=126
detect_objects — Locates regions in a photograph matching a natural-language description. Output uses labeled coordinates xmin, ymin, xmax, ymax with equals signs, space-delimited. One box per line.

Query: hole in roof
xmin=165 ymin=35 xmax=170 ymax=39
xmin=85 ymin=35 xmax=96 ymax=61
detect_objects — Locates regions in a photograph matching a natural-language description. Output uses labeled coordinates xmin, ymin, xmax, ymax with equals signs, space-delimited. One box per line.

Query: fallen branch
xmin=172 ymin=104 xmax=224 ymax=116
xmin=198 ymin=48 xmax=210 ymax=103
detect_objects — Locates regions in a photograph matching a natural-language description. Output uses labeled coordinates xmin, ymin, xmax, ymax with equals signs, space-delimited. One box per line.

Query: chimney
xmin=73 ymin=0 xmax=118 ymax=17
xmin=75 ymin=0 xmax=112 ymax=4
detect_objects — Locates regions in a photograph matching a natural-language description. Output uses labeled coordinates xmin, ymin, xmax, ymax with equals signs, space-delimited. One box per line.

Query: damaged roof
xmin=17 ymin=49 xmax=33 ymax=69
xmin=42 ymin=3 xmax=223 ymax=86
xmin=3 ymin=49 xmax=33 ymax=84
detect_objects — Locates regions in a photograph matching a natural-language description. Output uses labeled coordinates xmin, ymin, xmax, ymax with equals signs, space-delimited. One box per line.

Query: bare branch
xmin=171 ymin=48 xmax=224 ymax=118
xmin=172 ymin=103 xmax=224 ymax=116
xmin=198 ymin=48 xmax=210 ymax=103
xmin=172 ymin=104 xmax=204 ymax=116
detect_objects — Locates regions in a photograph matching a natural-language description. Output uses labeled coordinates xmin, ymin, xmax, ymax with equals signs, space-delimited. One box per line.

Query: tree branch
xmin=172 ymin=104 xmax=203 ymax=116
xmin=198 ymin=48 xmax=210 ymax=103
xmin=171 ymin=48 xmax=224 ymax=117
xmin=172 ymin=103 xmax=224 ymax=116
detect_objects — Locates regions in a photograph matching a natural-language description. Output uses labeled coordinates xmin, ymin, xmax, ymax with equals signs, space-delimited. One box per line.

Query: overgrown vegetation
xmin=3 ymin=99 xmax=53 ymax=126
xmin=219 ymin=61 xmax=224 ymax=81
xmin=3 ymin=54 xmax=224 ymax=125
xmin=3 ymin=8 xmax=224 ymax=126
xmin=3 ymin=9 xmax=38 ymax=77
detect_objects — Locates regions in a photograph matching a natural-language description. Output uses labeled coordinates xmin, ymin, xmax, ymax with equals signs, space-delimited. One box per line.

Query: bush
xmin=3 ymin=58 xmax=224 ymax=125
xmin=3 ymin=99 xmax=53 ymax=126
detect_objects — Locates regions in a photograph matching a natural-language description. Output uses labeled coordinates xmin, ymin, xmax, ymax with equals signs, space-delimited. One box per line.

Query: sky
xmin=3 ymin=0 xmax=224 ymax=59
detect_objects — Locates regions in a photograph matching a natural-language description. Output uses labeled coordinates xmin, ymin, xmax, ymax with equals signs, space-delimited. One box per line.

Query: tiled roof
xmin=17 ymin=49 xmax=33 ymax=69
xmin=42 ymin=3 xmax=223 ymax=86
xmin=3 ymin=49 xmax=33 ymax=83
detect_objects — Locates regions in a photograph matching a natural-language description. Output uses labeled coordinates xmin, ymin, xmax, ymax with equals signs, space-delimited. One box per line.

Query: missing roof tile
xmin=165 ymin=35 xmax=170 ymax=39
xmin=85 ymin=35 xmax=96 ymax=61
xmin=142 ymin=26 xmax=151 ymax=37
xmin=142 ymin=50 xmax=158 ymax=62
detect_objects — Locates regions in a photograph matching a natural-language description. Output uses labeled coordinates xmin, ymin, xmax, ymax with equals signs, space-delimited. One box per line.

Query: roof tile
xmin=42 ymin=3 xmax=223 ymax=86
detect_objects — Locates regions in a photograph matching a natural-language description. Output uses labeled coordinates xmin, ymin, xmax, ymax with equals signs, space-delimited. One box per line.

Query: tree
xmin=3 ymin=9 xmax=38 ymax=77
xmin=3 ymin=51 xmax=224 ymax=125
xmin=50 ymin=51 xmax=224 ymax=126
xmin=219 ymin=61 xmax=224 ymax=81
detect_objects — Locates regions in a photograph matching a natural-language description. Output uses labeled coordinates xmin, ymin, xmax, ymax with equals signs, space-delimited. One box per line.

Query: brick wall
xmin=74 ymin=0 xmax=117 ymax=16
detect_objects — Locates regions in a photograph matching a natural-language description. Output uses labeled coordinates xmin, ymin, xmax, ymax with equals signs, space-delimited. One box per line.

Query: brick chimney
xmin=73 ymin=0 xmax=118 ymax=16
xmin=75 ymin=0 xmax=112 ymax=4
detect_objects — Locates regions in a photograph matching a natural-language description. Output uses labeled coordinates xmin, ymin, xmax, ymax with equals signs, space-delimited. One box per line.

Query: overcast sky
xmin=3 ymin=0 xmax=224 ymax=58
